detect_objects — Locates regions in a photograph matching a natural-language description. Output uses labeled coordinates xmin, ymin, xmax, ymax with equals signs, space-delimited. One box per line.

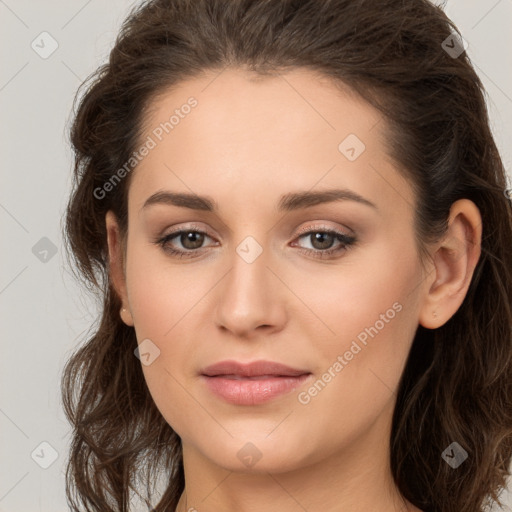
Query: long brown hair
xmin=62 ymin=1 xmax=512 ymax=510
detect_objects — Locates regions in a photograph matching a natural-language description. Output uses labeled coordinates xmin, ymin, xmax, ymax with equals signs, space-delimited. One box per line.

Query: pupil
xmin=182 ymin=232 xmax=204 ymax=249
xmin=312 ymin=232 xmax=333 ymax=250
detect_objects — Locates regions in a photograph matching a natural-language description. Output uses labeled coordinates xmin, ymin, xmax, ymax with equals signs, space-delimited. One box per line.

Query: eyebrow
xmin=141 ymin=188 xmax=378 ymax=212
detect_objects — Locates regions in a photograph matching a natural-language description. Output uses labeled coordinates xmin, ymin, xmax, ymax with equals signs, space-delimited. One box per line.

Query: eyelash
xmin=154 ymin=224 xmax=357 ymax=260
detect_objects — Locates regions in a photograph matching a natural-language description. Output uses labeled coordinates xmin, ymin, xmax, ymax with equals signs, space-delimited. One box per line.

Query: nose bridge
xmin=214 ymin=231 xmax=285 ymax=335
xmin=226 ymin=233 xmax=270 ymax=305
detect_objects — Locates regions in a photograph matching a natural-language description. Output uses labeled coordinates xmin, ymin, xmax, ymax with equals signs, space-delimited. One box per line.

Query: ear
xmin=418 ymin=199 xmax=482 ymax=329
xmin=105 ymin=210 xmax=134 ymax=326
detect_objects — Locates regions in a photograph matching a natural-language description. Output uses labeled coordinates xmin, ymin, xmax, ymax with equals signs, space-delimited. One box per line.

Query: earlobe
xmin=105 ymin=211 xmax=134 ymax=327
xmin=120 ymin=306 xmax=134 ymax=327
xmin=418 ymin=199 xmax=482 ymax=330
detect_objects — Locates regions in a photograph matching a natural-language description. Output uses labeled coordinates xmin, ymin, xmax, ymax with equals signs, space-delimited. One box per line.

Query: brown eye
xmin=155 ymin=226 xmax=356 ymax=260
xmin=178 ymin=231 xmax=205 ymax=250
xmin=292 ymin=228 xmax=357 ymax=260
xmin=155 ymin=228 xmax=215 ymax=258
xmin=308 ymin=232 xmax=336 ymax=250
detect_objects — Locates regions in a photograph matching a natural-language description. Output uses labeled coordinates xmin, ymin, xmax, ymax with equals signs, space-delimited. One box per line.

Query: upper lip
xmin=201 ymin=360 xmax=311 ymax=378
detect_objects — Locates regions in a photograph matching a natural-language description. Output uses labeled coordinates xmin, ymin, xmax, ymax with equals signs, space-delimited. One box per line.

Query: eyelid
xmin=159 ymin=221 xmax=353 ymax=242
xmin=162 ymin=222 xmax=214 ymax=238
xmin=155 ymin=221 xmax=357 ymax=261
xmin=294 ymin=222 xmax=353 ymax=238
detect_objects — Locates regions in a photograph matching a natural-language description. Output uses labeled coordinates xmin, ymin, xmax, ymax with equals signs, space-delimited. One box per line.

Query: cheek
xmin=126 ymin=230 xmax=422 ymax=370
xmin=290 ymin=240 xmax=422 ymax=418
xmin=124 ymin=243 xmax=217 ymax=432
xmin=288 ymin=238 xmax=422 ymax=353
xmin=125 ymin=241 xmax=213 ymax=339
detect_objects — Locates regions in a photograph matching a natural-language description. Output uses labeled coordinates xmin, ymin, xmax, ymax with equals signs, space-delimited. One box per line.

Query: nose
xmin=214 ymin=240 xmax=288 ymax=339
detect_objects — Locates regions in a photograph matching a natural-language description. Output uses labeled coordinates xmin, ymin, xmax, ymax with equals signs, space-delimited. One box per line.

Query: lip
xmin=201 ymin=359 xmax=310 ymax=378
xmin=200 ymin=360 xmax=312 ymax=405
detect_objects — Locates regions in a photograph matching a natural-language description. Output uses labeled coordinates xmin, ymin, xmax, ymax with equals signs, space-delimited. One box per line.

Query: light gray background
xmin=1 ymin=0 xmax=511 ymax=510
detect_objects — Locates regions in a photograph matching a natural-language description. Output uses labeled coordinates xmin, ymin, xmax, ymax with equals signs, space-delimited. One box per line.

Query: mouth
xmin=213 ymin=374 xmax=302 ymax=380
xmin=200 ymin=359 xmax=310 ymax=378
xmin=200 ymin=360 xmax=313 ymax=405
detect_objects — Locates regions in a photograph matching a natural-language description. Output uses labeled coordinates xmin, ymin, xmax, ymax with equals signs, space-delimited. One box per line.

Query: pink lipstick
xmin=200 ymin=360 xmax=312 ymax=405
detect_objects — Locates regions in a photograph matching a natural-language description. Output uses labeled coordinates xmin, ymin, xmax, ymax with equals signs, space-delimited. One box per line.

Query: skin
xmin=106 ymin=68 xmax=482 ymax=512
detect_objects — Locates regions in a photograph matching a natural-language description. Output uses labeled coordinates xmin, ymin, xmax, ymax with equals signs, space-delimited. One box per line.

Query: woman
xmin=62 ymin=1 xmax=512 ymax=511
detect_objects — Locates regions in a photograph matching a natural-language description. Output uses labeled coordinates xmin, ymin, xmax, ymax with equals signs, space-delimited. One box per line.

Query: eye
xmin=154 ymin=224 xmax=216 ymax=258
xmin=153 ymin=224 xmax=357 ymax=260
xmin=291 ymin=227 xmax=357 ymax=259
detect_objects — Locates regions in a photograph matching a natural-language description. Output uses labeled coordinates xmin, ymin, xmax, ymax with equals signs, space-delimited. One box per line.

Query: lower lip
xmin=201 ymin=374 xmax=312 ymax=405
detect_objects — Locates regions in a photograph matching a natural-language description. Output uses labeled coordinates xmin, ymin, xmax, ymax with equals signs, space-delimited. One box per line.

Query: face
xmin=109 ymin=68 xmax=431 ymax=473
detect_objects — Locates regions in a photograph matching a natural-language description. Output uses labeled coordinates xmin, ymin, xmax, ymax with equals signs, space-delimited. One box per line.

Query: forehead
xmin=140 ymin=67 xmax=382 ymax=150
xmin=129 ymin=67 xmax=413 ymax=219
